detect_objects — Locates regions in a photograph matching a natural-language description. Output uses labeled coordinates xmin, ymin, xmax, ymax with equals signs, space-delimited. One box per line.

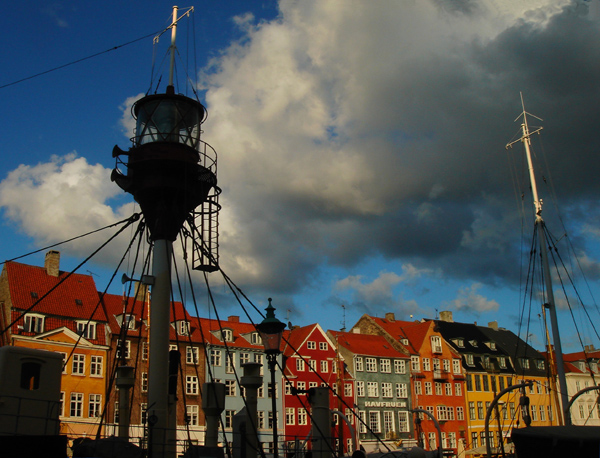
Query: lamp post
xmin=256 ymin=298 xmax=286 ymax=458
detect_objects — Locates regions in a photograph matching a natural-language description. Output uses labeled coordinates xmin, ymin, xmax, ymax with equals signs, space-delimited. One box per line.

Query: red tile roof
xmin=5 ymin=261 xmax=106 ymax=321
xmin=368 ymin=316 xmax=430 ymax=353
xmin=195 ymin=316 xmax=270 ymax=350
xmin=329 ymin=330 xmax=409 ymax=358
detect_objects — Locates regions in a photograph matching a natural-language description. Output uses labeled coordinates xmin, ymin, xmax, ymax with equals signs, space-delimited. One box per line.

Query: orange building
xmin=0 ymin=250 xmax=110 ymax=439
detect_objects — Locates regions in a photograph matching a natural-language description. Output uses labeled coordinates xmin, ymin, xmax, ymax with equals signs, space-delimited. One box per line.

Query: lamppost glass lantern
xmin=256 ymin=298 xmax=286 ymax=458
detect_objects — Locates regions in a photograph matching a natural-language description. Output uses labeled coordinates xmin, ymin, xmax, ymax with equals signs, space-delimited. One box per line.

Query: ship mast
xmin=506 ymin=94 xmax=570 ymax=424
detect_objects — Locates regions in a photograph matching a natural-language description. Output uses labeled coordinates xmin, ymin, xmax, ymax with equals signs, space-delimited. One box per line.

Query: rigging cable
xmin=0 ymin=32 xmax=162 ymax=91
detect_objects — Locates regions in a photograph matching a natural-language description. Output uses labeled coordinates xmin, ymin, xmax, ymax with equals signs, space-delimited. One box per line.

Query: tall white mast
xmin=506 ymin=94 xmax=570 ymax=424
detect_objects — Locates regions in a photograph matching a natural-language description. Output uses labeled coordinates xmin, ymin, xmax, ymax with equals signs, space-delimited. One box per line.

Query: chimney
xmin=488 ymin=321 xmax=498 ymax=331
xmin=439 ymin=311 xmax=453 ymax=323
xmin=45 ymin=250 xmax=60 ymax=277
xmin=228 ymin=316 xmax=240 ymax=323
xmin=133 ymin=282 xmax=148 ymax=303
xmin=385 ymin=312 xmax=395 ymax=322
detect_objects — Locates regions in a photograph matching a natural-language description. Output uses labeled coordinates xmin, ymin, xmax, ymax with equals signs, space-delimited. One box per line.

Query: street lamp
xmin=256 ymin=298 xmax=286 ymax=458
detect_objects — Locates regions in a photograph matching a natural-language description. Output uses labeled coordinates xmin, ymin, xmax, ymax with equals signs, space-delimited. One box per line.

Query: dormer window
xmin=591 ymin=362 xmax=598 ymax=373
xmin=30 ymin=292 xmax=38 ymax=300
xmin=520 ymin=358 xmax=530 ymax=369
xmin=23 ymin=314 xmax=44 ymax=333
xmin=221 ymin=328 xmax=233 ymax=342
xmin=75 ymin=299 xmax=83 ymax=306
xmin=465 ymin=354 xmax=475 ymax=366
xmin=498 ymin=356 xmax=507 ymax=369
xmin=76 ymin=321 xmax=96 ymax=340
xmin=118 ymin=314 xmax=136 ymax=331
xmin=177 ymin=321 xmax=190 ymax=336
xmin=401 ymin=338 xmax=409 ymax=346
xmin=250 ymin=332 xmax=262 ymax=345
xmin=485 ymin=342 xmax=496 ymax=351
xmin=536 ymin=360 xmax=545 ymax=370
xmin=454 ymin=338 xmax=465 ymax=348
xmin=431 ymin=336 xmax=442 ymax=354
xmin=469 ymin=340 xmax=478 ymax=347
xmin=578 ymin=361 xmax=586 ymax=372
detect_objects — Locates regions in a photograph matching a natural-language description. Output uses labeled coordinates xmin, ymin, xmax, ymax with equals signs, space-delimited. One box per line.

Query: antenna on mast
xmin=341 ymin=304 xmax=346 ymax=331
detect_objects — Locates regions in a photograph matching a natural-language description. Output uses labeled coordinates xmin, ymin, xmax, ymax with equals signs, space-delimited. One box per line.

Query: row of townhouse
xmin=2 ymin=251 xmax=599 ymax=456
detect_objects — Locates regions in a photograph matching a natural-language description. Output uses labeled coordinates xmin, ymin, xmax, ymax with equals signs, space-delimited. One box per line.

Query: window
xmin=320 ymin=360 xmax=328 ymax=373
xmin=540 ymin=405 xmax=546 ymax=421
xmin=365 ymin=357 xmax=377 ymax=372
xmin=457 ymin=406 xmax=464 ymax=420
xmin=355 ymin=356 xmax=364 ymax=371
xmin=441 ymin=359 xmax=450 ymax=373
xmin=226 ymin=380 xmax=236 ymax=397
xmin=24 ymin=314 xmax=45 ymax=334
xmin=76 ymin=321 xmax=96 ymax=340
xmin=398 ymin=411 xmax=409 ymax=432
xmin=88 ymin=394 xmax=101 ymax=418
xmin=452 ymin=359 xmax=461 ymax=374
xmin=121 ymin=314 xmax=136 ymax=330
xmin=356 ymin=381 xmax=365 ymax=397
xmin=536 ymin=360 xmax=545 ymax=370
xmin=394 ymin=359 xmax=406 ymax=374
xmin=415 ymin=381 xmax=422 ymax=395
xmin=225 ymin=410 xmax=235 ymax=428
xmin=142 ymin=372 xmax=148 ymax=392
xmin=240 ymin=352 xmax=250 ymax=365
xmin=380 ymin=359 xmax=391 ymax=373
xmin=268 ymin=382 xmax=277 ymax=399
xmin=117 ymin=340 xmax=131 ymax=359
xmin=474 ymin=374 xmax=482 ymax=391
xmin=469 ymin=402 xmax=476 ymax=420
xmin=250 ymin=332 xmax=262 ymax=345
xmin=72 ymin=354 xmax=85 ymax=375
xmin=369 ymin=411 xmax=381 ymax=433
xmin=428 ymin=432 xmax=437 ymax=449
xmin=70 ymin=392 xmax=83 ymax=417
xmin=344 ymin=383 xmax=352 ymax=397
xmin=448 ymin=432 xmax=457 ymax=449
xmin=319 ymin=342 xmax=327 ymax=351
xmin=297 ymin=381 xmax=306 ymax=391
xmin=520 ymin=358 xmax=530 ymax=369
xmin=142 ymin=342 xmax=149 ymax=360
xmin=358 ymin=411 xmax=367 ymax=433
xmin=437 ymin=405 xmax=447 ymax=421
xmin=381 ymin=382 xmax=393 ymax=398
xmin=257 ymin=385 xmax=264 ymax=398
xmin=425 ymin=382 xmax=432 ymax=395
xmin=367 ymin=381 xmax=379 ymax=397
xmin=431 ymin=335 xmax=442 ymax=353
xmin=435 ymin=382 xmax=443 ymax=396
xmin=257 ymin=411 xmax=265 ymax=429
xmin=286 ymin=408 xmax=295 ymax=425
xmin=307 ymin=341 xmax=316 ymax=350
xmin=423 ymin=358 xmax=431 ymax=371
xmin=396 ymin=383 xmax=408 ymax=398
xmin=186 ymin=376 xmax=199 ymax=395
xmin=308 ymin=359 xmax=317 ymax=371
xmin=59 ymin=392 xmax=64 ymax=416
xmin=466 ymin=374 xmax=473 ymax=391
xmin=498 ymin=356 xmax=506 ymax=368
xmin=210 ymin=349 xmax=222 ymax=366
xmin=187 ymin=405 xmax=199 ymax=426
xmin=226 ymin=353 xmax=235 ymax=373
xmin=186 ymin=347 xmax=199 ymax=365
xmin=298 ymin=408 xmax=308 ymax=425
xmin=455 ymin=383 xmax=462 ymax=396
xmin=90 ymin=355 xmax=103 ymax=377
xmin=411 ymin=356 xmax=420 ymax=372
xmin=466 ymin=354 xmax=475 ymax=366
xmin=383 ymin=411 xmax=395 ymax=435
xmin=445 ymin=383 xmax=452 ymax=396
xmin=477 ymin=401 xmax=484 ymax=420
xmin=471 ymin=432 xmax=478 ymax=448
xmin=483 ymin=375 xmax=490 ymax=391
xmin=221 ymin=328 xmax=233 ymax=342
xmin=296 ymin=358 xmax=305 ymax=371
xmin=433 ymin=358 xmax=441 ymax=371
xmin=532 ymin=405 xmax=538 ymax=421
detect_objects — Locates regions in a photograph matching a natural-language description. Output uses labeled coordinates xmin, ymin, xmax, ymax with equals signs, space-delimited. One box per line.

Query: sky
xmin=1 ymin=0 xmax=600 ymax=352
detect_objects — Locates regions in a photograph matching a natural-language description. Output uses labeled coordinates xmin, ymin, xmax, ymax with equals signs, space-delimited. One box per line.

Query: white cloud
xmin=0 ymin=154 xmax=134 ymax=261
xmin=446 ymin=283 xmax=500 ymax=313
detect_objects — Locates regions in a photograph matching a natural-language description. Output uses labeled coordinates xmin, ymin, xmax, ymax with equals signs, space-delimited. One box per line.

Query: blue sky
xmin=1 ymin=0 xmax=600 ymax=352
